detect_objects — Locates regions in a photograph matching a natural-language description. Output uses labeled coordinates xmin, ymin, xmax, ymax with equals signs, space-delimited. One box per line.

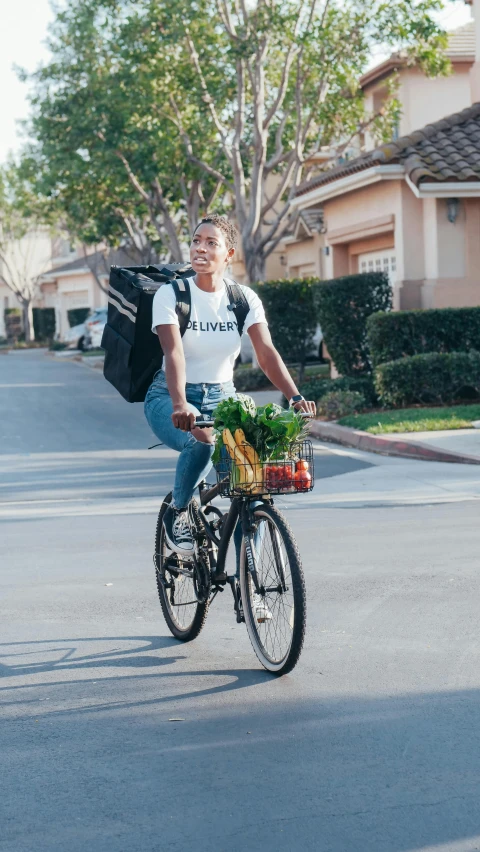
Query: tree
xmin=21 ymin=0 xmax=447 ymax=281
xmin=0 ymin=169 xmax=52 ymax=342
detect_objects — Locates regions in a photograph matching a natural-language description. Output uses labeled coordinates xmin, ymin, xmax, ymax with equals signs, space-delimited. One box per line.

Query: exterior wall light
xmin=279 ymin=254 xmax=288 ymax=266
xmin=447 ymin=198 xmax=460 ymax=224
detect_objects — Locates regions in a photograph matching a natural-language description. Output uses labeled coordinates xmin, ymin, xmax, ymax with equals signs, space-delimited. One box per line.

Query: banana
xmin=234 ymin=429 xmax=264 ymax=492
xmin=223 ymin=428 xmax=254 ymax=488
xmin=223 ymin=428 xmax=237 ymax=460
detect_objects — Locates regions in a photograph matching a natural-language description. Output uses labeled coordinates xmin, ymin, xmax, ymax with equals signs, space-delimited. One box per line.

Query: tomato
xmin=295 ymin=459 xmax=309 ymax=472
xmin=294 ymin=469 xmax=312 ymax=491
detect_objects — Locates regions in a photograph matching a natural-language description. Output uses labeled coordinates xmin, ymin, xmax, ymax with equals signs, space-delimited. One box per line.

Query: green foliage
xmin=4 ymin=308 xmax=21 ymax=316
xmin=315 ymin=273 xmax=392 ymax=376
xmin=212 ymin=397 xmax=307 ymax=462
xmin=375 ymin=351 xmax=480 ymax=407
xmin=253 ymin=278 xmax=320 ymax=381
xmin=49 ymin=340 xmax=67 ymax=351
xmin=289 ymin=375 xmax=378 ymax=409
xmin=18 ymin=0 xmax=448 ymax=280
xmin=367 ymin=307 xmax=480 ymax=366
xmin=317 ymin=390 xmax=365 ymax=421
xmin=233 ymin=367 xmax=273 ymax=392
xmin=33 ymin=308 xmax=56 ymax=341
xmin=67 ymin=308 xmax=90 ymax=328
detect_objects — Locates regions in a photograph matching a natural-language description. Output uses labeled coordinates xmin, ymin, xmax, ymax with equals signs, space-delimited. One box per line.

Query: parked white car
xmin=63 ymin=322 xmax=86 ymax=350
xmin=84 ymin=307 xmax=108 ymax=350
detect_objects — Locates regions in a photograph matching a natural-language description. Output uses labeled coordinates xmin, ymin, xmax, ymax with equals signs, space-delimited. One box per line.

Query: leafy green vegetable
xmin=211 ymin=396 xmax=307 ymax=462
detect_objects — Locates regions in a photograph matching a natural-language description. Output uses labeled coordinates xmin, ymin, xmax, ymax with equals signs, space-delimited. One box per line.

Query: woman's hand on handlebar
xmin=293 ymin=398 xmax=316 ymax=417
xmin=172 ymin=405 xmax=196 ymax=432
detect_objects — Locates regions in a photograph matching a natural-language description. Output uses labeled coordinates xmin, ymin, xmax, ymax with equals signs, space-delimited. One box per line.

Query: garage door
xmin=358 ymin=250 xmax=396 ymax=283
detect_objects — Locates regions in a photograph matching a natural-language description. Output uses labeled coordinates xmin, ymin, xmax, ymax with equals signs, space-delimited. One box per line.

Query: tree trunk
xmin=23 ymin=300 xmax=35 ymax=343
xmin=244 ymin=243 xmax=266 ymax=285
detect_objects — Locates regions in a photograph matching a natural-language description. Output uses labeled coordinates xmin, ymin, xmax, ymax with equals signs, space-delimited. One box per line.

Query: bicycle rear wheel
xmin=154 ymin=495 xmax=208 ymax=641
xmin=239 ymin=503 xmax=306 ymax=675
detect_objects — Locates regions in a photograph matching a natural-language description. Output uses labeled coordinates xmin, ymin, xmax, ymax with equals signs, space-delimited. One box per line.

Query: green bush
xmin=315 ymin=272 xmax=392 ymax=376
xmin=252 ymin=278 xmax=320 ymax=383
xmin=367 ymin=306 xmax=480 ymax=367
xmin=33 ymin=308 xmax=56 ymax=341
xmin=67 ymin=307 xmax=90 ymax=328
xmin=296 ymin=375 xmax=378 ymax=408
xmin=317 ymin=390 xmax=365 ymax=420
xmin=49 ymin=340 xmax=67 ymax=351
xmin=233 ymin=367 xmax=273 ymax=392
xmin=375 ymin=351 xmax=480 ymax=407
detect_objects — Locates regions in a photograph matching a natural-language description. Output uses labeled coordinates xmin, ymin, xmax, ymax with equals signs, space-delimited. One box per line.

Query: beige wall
xmin=363 ymin=62 xmax=472 ymax=148
xmin=302 ymin=177 xmax=480 ymax=312
xmin=39 ymin=269 xmax=107 ymax=339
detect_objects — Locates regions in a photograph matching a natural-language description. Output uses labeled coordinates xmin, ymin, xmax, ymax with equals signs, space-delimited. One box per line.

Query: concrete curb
xmin=309 ymin=419 xmax=480 ymax=465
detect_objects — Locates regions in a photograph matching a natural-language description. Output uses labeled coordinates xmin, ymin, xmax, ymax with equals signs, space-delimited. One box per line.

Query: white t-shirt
xmin=151 ymin=277 xmax=267 ymax=383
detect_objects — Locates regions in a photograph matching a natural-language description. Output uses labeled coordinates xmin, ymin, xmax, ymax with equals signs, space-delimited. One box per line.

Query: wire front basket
xmin=215 ymin=439 xmax=315 ymax=498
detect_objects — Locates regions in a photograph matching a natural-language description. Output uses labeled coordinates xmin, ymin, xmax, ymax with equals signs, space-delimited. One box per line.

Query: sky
xmin=0 ymin=0 xmax=475 ymax=166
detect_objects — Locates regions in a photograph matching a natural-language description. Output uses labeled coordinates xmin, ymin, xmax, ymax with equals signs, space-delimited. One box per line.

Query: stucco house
xmin=287 ymin=6 xmax=480 ymax=313
xmin=38 ymin=249 xmax=109 ymax=341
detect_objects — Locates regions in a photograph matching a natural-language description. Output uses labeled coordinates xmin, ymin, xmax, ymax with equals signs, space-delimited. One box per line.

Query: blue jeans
xmin=144 ymin=371 xmax=237 ymax=509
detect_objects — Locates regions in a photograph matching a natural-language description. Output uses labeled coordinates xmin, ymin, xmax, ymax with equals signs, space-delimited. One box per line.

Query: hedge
xmin=33 ymin=308 xmax=56 ymax=341
xmin=367 ymin=306 xmax=480 ymax=367
xmin=375 ymin=350 xmax=480 ymax=407
xmin=252 ymin=278 xmax=320 ymax=383
xmin=233 ymin=367 xmax=273 ymax=392
xmin=282 ymin=375 xmax=378 ymax=408
xmin=315 ymin=272 xmax=391 ymax=376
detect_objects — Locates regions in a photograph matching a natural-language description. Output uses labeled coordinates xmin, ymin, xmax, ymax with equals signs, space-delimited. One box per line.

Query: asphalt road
xmin=2 ymin=350 xmax=480 ymax=852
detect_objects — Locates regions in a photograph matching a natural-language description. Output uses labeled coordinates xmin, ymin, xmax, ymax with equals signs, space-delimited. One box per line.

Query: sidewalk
xmin=384 ymin=427 xmax=480 ymax=458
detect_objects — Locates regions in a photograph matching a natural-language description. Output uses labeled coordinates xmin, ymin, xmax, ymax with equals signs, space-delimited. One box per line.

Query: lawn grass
xmin=337 ymin=404 xmax=480 ymax=434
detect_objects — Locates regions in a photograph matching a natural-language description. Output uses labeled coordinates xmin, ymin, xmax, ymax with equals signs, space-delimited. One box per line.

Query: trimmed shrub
xmin=375 ymin=351 xmax=480 ymax=407
xmin=315 ymin=272 xmax=392 ymax=376
xmin=68 ymin=307 xmax=90 ymax=328
xmin=233 ymin=367 xmax=273 ymax=392
xmin=252 ymin=278 xmax=320 ymax=383
xmin=317 ymin=390 xmax=365 ymax=420
xmin=33 ymin=307 xmax=56 ymax=341
xmin=298 ymin=375 xmax=378 ymax=408
xmin=367 ymin=306 xmax=480 ymax=367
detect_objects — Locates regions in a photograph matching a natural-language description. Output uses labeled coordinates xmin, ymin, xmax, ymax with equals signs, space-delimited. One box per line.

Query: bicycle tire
xmin=239 ymin=503 xmax=306 ymax=675
xmin=154 ymin=494 xmax=209 ymax=642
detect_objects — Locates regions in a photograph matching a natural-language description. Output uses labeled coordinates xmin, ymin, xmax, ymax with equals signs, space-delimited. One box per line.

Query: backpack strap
xmin=225 ymin=280 xmax=250 ymax=337
xmin=170 ymin=277 xmax=191 ymax=337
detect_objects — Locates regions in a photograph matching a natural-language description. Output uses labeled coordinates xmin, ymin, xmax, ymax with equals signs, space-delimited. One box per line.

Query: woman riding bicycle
xmin=144 ymin=214 xmax=315 ymax=556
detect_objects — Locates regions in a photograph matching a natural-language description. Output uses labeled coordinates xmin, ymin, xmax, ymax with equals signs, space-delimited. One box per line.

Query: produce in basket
xmin=212 ymin=396 xmax=309 ymax=492
xmin=212 ymin=397 xmax=308 ymax=462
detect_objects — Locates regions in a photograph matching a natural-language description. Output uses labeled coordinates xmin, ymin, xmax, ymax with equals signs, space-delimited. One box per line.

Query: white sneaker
xmin=253 ymin=594 xmax=272 ymax=623
xmin=163 ymin=505 xmax=195 ymax=556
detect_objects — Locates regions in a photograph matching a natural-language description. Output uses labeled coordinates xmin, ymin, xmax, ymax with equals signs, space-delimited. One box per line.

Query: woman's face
xmin=190 ymin=223 xmax=234 ymax=274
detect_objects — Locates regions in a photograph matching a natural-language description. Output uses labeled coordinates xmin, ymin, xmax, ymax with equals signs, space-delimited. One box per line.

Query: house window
xmin=359 ymin=250 xmax=396 ymax=284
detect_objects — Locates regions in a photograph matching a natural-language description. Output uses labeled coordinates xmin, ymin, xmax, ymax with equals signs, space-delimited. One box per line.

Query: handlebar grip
xmin=195 ymin=417 xmax=215 ymax=428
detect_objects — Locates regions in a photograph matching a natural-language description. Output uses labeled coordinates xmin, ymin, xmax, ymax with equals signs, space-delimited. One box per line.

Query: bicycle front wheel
xmin=154 ymin=495 xmax=208 ymax=641
xmin=239 ymin=503 xmax=306 ymax=675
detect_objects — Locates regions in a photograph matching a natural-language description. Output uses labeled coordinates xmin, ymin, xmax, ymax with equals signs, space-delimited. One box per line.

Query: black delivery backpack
xmin=101 ymin=263 xmax=250 ymax=403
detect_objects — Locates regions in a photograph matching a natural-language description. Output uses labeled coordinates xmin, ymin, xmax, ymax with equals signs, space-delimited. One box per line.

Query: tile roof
xmin=445 ymin=20 xmax=475 ymax=59
xmin=295 ymin=102 xmax=480 ymax=197
xmin=42 ymin=247 xmax=145 ymax=276
xmin=360 ymin=22 xmax=475 ymax=88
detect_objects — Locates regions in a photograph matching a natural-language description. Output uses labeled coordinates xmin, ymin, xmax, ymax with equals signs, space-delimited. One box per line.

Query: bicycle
xmin=153 ymin=415 xmax=314 ymax=675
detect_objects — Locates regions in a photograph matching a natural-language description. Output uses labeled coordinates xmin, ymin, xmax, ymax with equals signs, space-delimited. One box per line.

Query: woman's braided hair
xmin=194 ymin=214 xmax=239 ymax=250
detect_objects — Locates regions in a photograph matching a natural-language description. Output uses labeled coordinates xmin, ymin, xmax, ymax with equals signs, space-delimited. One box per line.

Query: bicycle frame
xmin=197 ymin=480 xmax=267 ymax=595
